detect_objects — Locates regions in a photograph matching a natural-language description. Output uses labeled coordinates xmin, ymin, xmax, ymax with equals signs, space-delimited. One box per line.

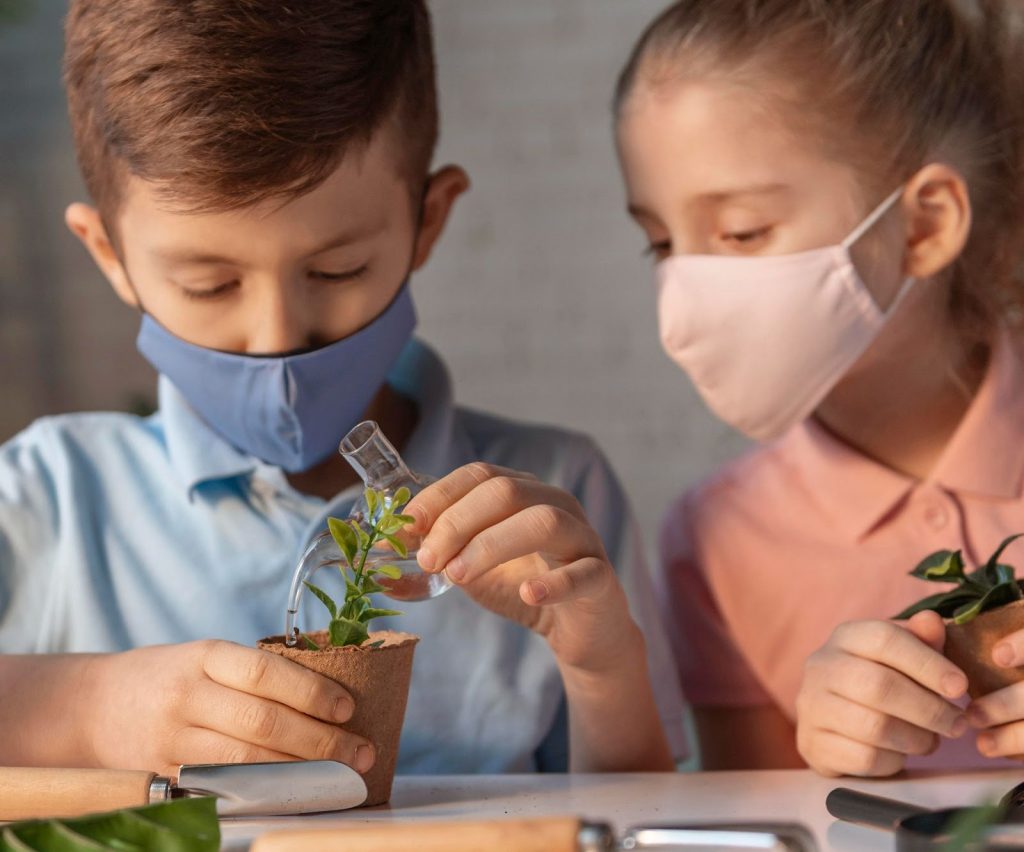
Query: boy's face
xmin=67 ymin=127 xmax=468 ymax=355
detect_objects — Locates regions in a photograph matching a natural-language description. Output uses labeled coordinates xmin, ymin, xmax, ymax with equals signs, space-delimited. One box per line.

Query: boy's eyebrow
xmin=152 ymin=227 xmax=376 ymax=266
xmin=627 ymin=183 xmax=789 ymax=219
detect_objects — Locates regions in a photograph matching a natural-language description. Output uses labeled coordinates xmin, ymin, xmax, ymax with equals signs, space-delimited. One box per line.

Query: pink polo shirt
xmin=660 ymin=333 xmax=1024 ymax=769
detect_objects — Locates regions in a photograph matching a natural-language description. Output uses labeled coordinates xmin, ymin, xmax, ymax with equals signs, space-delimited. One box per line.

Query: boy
xmin=0 ymin=0 xmax=684 ymax=777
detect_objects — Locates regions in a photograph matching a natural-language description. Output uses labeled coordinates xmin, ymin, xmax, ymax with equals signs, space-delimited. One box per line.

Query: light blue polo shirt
xmin=0 ymin=340 xmax=686 ymax=770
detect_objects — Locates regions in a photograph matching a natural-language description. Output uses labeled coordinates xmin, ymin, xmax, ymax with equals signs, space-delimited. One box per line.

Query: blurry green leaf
xmin=910 ymin=550 xmax=966 ymax=583
xmin=365 ymin=488 xmax=379 ymax=519
xmin=379 ymin=517 xmax=407 ymax=535
xmin=300 ymin=633 xmax=320 ymax=651
xmin=355 ymin=523 xmax=371 ymax=548
xmin=394 ymin=513 xmax=416 ymax=526
xmin=382 ymin=533 xmax=408 ymax=558
xmin=360 ymin=607 xmax=403 ymax=622
xmin=329 ymin=617 xmax=369 ymax=648
xmin=392 ymin=487 xmax=411 ymax=510
xmin=942 ymin=801 xmax=1005 ymax=852
xmin=894 ymin=588 xmax=980 ymax=620
xmin=361 ymin=577 xmax=387 ymax=596
xmin=987 ymin=534 xmax=1024 ymax=570
xmin=303 ymin=581 xmax=337 ymax=620
xmin=327 ymin=517 xmax=358 ymax=566
xmin=345 ymin=579 xmax=363 ymax=600
xmin=953 ymin=582 xmax=1021 ymax=625
xmin=373 ymin=564 xmax=403 ymax=580
xmin=364 ymin=639 xmax=385 ymax=649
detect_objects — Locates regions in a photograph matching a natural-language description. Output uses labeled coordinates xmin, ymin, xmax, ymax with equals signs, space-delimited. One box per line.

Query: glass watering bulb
xmin=284 ymin=420 xmax=452 ymax=646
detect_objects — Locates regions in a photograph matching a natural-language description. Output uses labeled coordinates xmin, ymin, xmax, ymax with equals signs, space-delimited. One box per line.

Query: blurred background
xmin=0 ymin=0 xmax=748 ymax=554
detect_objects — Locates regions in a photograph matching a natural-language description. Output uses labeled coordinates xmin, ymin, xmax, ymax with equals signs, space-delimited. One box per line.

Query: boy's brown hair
xmin=64 ymin=0 xmax=438 ymax=223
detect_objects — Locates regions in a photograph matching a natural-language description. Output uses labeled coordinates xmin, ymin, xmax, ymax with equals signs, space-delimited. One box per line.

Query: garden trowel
xmin=0 ymin=760 xmax=367 ymax=821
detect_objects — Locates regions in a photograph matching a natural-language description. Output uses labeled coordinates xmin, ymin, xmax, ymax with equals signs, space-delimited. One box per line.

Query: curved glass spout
xmin=283 ymin=420 xmax=453 ymax=646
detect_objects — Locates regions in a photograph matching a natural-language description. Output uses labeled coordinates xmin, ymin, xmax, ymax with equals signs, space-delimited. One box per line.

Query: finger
xmin=418 ymin=477 xmax=589 ymax=574
xmin=831 ymin=620 xmax=968 ymax=699
xmin=442 ymin=505 xmax=604 ymax=585
xmin=404 ymin=462 xmax=539 ymax=537
xmin=520 ymin=557 xmax=614 ymax=607
xmin=811 ymin=692 xmax=938 ymax=756
xmin=903 ymin=611 xmax=946 ymax=654
xmin=803 ymin=729 xmax=905 ymax=777
xmin=200 ymin=642 xmax=355 ymax=723
xmin=968 ymin=680 xmax=1024 ymax=729
xmin=992 ymin=627 xmax=1024 ymax=668
xmin=830 ymin=654 xmax=966 ymax=738
xmin=183 ymin=680 xmax=375 ymax=772
xmin=164 ymin=726 xmax=297 ymax=777
xmin=977 ymin=720 xmax=1024 ymax=759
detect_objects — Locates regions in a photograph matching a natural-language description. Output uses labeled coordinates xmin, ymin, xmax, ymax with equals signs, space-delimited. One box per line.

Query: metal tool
xmin=0 ymin=760 xmax=367 ymax=820
xmin=827 ymin=784 xmax=1024 ymax=850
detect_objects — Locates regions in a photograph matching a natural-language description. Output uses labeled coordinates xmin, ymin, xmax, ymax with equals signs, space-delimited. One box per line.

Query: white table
xmin=222 ymin=768 xmax=1024 ymax=850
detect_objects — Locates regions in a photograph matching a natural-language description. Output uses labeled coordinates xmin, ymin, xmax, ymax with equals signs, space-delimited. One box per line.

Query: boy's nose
xmin=246 ymin=292 xmax=314 ymax=355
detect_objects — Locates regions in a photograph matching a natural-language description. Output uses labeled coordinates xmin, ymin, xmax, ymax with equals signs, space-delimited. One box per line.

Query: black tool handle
xmin=827 ymin=787 xmax=931 ymax=830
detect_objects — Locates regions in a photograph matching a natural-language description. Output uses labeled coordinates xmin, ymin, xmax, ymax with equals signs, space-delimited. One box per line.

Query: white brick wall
xmin=0 ymin=0 xmax=748 ymax=550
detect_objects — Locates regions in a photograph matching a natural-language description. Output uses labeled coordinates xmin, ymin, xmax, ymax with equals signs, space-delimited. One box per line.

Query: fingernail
xmin=417 ymin=546 xmax=436 ymax=572
xmin=333 ymin=695 xmax=354 ymax=723
xmin=354 ymin=744 xmax=375 ymax=773
xmin=978 ymin=732 xmax=996 ymax=756
xmin=967 ymin=705 xmax=988 ymax=729
xmin=942 ymin=672 xmax=968 ymax=698
xmin=527 ymin=580 xmax=548 ymax=603
xmin=994 ymin=642 xmax=1016 ymax=667
xmin=445 ymin=557 xmax=465 ymax=582
xmin=950 ymin=715 xmax=968 ymax=738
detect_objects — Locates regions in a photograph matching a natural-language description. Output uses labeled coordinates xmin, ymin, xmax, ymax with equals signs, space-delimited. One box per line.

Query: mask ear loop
xmin=841 ymin=187 xmax=906 ymax=249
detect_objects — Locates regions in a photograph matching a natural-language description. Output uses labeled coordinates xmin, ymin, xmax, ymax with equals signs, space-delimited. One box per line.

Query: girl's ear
xmin=901 ymin=163 xmax=972 ymax=280
xmin=411 ymin=165 xmax=471 ymax=272
xmin=65 ymin=203 xmax=139 ymax=307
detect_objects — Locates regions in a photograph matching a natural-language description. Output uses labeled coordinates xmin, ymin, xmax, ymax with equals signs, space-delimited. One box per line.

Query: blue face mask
xmin=137 ymin=286 xmax=417 ymax=473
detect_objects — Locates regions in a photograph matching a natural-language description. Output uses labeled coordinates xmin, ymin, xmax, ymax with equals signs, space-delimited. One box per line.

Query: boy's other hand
xmin=795 ymin=613 xmax=968 ymax=777
xmin=85 ymin=641 xmax=374 ymax=777
xmin=964 ymin=625 xmax=1024 ymax=759
xmin=406 ymin=462 xmax=639 ymax=672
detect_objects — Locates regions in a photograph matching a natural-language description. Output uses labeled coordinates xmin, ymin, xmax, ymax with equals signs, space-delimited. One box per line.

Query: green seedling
xmin=301 ymin=486 xmax=415 ymax=649
xmin=895 ymin=534 xmax=1024 ymax=625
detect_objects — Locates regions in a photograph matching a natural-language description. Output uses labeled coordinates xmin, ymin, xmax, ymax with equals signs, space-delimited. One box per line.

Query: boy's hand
xmin=85 ymin=641 xmax=375 ymax=777
xmin=406 ymin=463 xmax=637 ymax=672
xmin=965 ymin=626 xmax=1024 ymax=758
xmin=796 ymin=612 xmax=968 ymax=777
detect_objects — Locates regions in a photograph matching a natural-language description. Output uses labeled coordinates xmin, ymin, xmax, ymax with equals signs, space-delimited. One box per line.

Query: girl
xmin=614 ymin=0 xmax=1024 ymax=775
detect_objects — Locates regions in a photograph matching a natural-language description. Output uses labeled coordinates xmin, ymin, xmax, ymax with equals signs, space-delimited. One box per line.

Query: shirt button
xmin=924 ymin=505 xmax=949 ymax=529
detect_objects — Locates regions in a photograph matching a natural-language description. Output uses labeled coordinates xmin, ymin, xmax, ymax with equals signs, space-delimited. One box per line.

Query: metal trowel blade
xmin=177 ymin=760 xmax=368 ymax=816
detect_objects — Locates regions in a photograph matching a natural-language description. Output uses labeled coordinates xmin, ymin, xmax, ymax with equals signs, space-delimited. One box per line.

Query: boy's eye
xmin=310 ymin=264 xmax=369 ymax=283
xmin=180 ymin=280 xmax=240 ymax=300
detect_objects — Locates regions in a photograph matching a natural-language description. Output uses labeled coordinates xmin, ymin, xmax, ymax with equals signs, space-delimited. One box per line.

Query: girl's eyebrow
xmin=628 ymin=183 xmax=789 ymax=219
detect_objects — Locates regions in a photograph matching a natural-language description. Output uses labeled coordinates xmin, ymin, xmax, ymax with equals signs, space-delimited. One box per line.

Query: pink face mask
xmin=657 ymin=188 xmax=912 ymax=442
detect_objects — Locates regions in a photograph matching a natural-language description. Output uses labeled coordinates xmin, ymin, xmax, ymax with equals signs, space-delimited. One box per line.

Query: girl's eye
xmin=310 ymin=264 xmax=369 ymax=282
xmin=721 ymin=226 xmax=772 ymax=249
xmin=643 ymin=240 xmax=672 ymax=261
xmin=180 ymin=280 xmax=240 ymax=301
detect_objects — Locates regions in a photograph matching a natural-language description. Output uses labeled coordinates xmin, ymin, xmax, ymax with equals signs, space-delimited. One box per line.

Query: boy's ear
xmin=901 ymin=163 xmax=972 ymax=280
xmin=65 ymin=203 xmax=139 ymax=308
xmin=411 ymin=165 xmax=470 ymax=271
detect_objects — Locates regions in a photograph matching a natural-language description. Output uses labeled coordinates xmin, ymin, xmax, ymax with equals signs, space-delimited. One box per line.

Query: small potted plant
xmin=895 ymin=534 xmax=1024 ymax=697
xmin=259 ymin=487 xmax=419 ymax=806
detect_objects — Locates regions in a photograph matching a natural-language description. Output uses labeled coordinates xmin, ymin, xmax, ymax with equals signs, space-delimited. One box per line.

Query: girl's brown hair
xmin=615 ymin=0 xmax=1024 ymax=343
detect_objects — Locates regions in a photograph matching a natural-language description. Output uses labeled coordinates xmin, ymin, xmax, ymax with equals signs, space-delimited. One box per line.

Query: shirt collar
xmin=784 ymin=331 xmax=1024 ymax=541
xmin=159 ymin=338 xmax=472 ymax=499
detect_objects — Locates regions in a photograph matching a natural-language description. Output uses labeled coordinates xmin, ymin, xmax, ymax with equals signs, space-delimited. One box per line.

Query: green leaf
xmin=345 ymin=579 xmax=364 ymax=601
xmin=909 ymin=549 xmax=966 ymax=583
xmin=328 ymin=617 xmax=369 ymax=648
xmin=942 ymin=801 xmax=1005 ymax=852
xmin=893 ymin=588 xmax=981 ymax=620
xmin=392 ymin=486 xmax=412 ymax=510
xmin=0 ymin=797 xmax=219 ymax=852
xmin=300 ymin=633 xmax=320 ymax=651
xmin=953 ymin=581 xmax=1022 ymax=625
xmin=393 ymin=513 xmax=416 ymax=526
xmin=361 ymin=576 xmax=387 ymax=596
xmin=365 ymin=488 xmax=379 ymax=519
xmin=382 ymin=532 xmax=408 ymax=558
xmin=372 ymin=564 xmax=403 ymax=580
xmin=986 ymin=533 xmax=1024 ymax=571
xmin=302 ymin=581 xmax=337 ymax=620
xmin=355 ymin=523 xmax=371 ymax=549
xmin=359 ymin=607 xmax=403 ymax=622
xmin=327 ymin=517 xmax=358 ymax=566
xmin=364 ymin=639 xmax=385 ymax=649
xmin=380 ymin=517 xmax=408 ymax=535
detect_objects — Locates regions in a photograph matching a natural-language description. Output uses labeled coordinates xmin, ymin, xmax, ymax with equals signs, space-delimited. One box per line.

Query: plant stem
xmin=352 ymin=521 xmax=380 ymax=588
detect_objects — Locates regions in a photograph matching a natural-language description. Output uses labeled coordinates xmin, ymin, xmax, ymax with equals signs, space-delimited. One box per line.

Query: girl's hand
xmin=85 ymin=641 xmax=375 ymax=777
xmin=406 ymin=462 xmax=636 ymax=672
xmin=796 ymin=612 xmax=968 ymax=777
xmin=966 ymin=626 xmax=1024 ymax=758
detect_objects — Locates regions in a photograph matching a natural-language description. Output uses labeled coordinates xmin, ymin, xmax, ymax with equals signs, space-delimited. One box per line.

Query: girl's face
xmin=615 ymin=77 xmax=908 ymax=312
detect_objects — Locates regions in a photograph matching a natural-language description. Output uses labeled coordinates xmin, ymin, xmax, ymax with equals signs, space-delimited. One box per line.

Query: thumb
xmin=901 ymin=610 xmax=946 ymax=653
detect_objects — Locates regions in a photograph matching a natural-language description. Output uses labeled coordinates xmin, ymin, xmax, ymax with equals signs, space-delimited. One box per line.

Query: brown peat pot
xmin=258 ymin=630 xmax=418 ymax=806
xmin=944 ymin=598 xmax=1024 ymax=698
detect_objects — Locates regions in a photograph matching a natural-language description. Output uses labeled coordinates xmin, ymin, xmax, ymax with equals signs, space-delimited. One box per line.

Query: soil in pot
xmin=258 ymin=629 xmax=418 ymax=806
xmin=944 ymin=598 xmax=1024 ymax=698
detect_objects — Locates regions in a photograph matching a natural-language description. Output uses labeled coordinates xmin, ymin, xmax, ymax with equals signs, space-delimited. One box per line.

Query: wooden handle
xmin=251 ymin=816 xmax=584 ymax=852
xmin=0 ymin=767 xmax=157 ymax=820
